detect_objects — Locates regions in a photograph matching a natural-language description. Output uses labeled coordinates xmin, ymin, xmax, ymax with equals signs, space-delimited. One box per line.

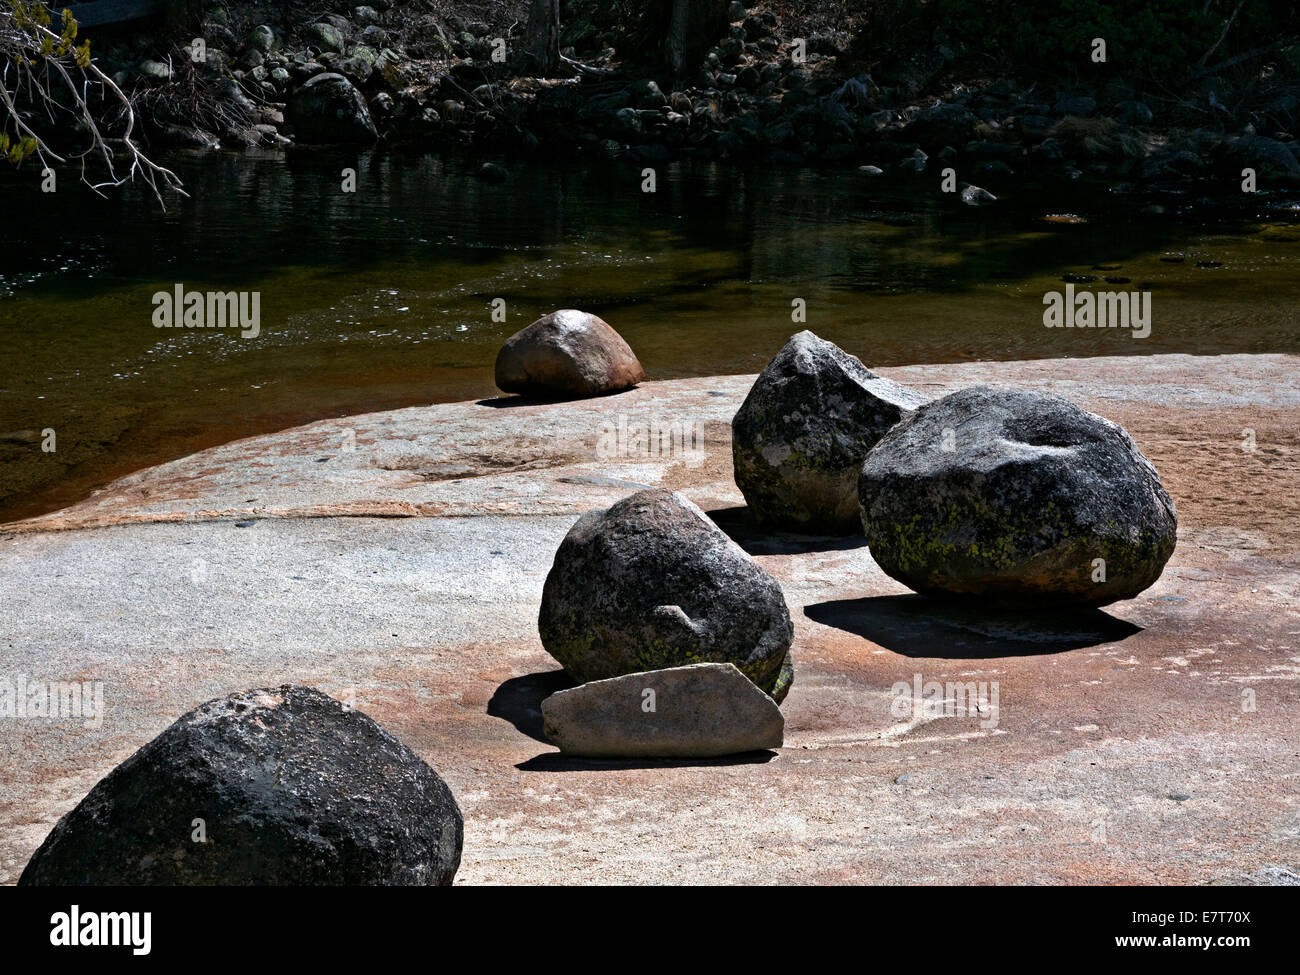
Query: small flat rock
xmin=541 ymin=663 xmax=784 ymax=759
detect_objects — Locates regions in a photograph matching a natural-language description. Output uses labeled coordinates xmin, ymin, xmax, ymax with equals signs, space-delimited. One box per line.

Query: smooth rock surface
xmin=495 ymin=309 xmax=646 ymax=398
xmin=542 ymin=663 xmax=784 ymax=758
xmin=2 ymin=355 xmax=1296 ymax=885
xmin=539 ymin=488 xmax=793 ymax=698
xmin=19 ymin=685 xmax=462 ymax=885
xmin=733 ymin=331 xmax=926 ymax=533
xmin=859 ymin=385 xmax=1177 ymax=605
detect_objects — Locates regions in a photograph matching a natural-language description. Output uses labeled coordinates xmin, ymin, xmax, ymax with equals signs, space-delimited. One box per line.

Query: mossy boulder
xmin=732 ymin=331 xmax=927 ymax=534
xmin=246 ymin=25 xmax=277 ymax=53
xmin=539 ymin=489 xmax=794 ymax=701
xmin=302 ymin=22 xmax=347 ymax=54
xmin=858 ymin=386 xmax=1177 ymax=606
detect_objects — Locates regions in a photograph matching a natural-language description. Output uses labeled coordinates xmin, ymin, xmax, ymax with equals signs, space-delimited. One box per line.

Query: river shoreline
xmin=69 ymin=3 xmax=1300 ymax=207
xmin=3 ymin=142 xmax=1298 ymax=529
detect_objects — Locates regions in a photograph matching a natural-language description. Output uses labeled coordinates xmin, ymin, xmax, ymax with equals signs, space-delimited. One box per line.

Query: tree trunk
xmin=527 ymin=0 xmax=561 ymax=76
xmin=667 ymin=0 xmax=730 ymax=76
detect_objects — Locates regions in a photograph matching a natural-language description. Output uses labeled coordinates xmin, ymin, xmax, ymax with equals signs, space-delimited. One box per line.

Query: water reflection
xmin=0 ymin=148 xmax=1296 ymax=521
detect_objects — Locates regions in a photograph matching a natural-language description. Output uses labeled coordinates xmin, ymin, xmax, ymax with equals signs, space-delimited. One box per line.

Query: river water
xmin=1 ymin=147 xmax=1297 ymax=522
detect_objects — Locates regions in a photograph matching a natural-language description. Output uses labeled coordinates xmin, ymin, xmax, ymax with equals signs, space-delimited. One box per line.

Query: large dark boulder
xmin=19 ymin=685 xmax=462 ymax=885
xmin=495 ymin=309 xmax=646 ymax=399
xmin=288 ymin=72 xmax=378 ymax=143
xmin=539 ymin=489 xmax=794 ymax=700
xmin=732 ymin=331 xmax=927 ymax=534
xmin=858 ymin=386 xmax=1177 ymax=605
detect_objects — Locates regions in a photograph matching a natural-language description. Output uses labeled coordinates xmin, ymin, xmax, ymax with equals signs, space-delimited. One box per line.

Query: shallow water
xmin=1 ymin=148 xmax=1298 ymax=522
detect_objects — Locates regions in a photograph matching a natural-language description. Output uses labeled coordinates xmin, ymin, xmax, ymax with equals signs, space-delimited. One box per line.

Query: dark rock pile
xmin=539 ymin=488 xmax=794 ymax=700
xmin=536 ymin=488 xmax=795 ymax=758
xmin=93 ymin=3 xmax=1299 ymax=195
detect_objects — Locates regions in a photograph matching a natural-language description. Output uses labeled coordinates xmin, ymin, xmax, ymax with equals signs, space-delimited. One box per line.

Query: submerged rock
xmin=19 ymin=685 xmax=462 ymax=885
xmin=542 ymin=662 xmax=784 ymax=758
xmin=539 ymin=489 xmax=794 ymax=699
xmin=495 ymin=309 xmax=645 ymax=398
xmin=858 ymin=386 xmax=1177 ymax=605
xmin=732 ymin=331 xmax=926 ymax=534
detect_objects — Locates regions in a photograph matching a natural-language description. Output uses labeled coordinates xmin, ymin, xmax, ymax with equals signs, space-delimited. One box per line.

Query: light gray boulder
xmin=542 ymin=663 xmax=784 ymax=758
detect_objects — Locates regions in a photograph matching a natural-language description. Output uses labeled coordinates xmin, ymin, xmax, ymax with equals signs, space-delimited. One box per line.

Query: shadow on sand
xmin=804 ymin=593 xmax=1142 ymax=658
xmin=475 ymin=394 xmax=569 ymax=409
xmin=487 ymin=669 xmax=576 ymax=743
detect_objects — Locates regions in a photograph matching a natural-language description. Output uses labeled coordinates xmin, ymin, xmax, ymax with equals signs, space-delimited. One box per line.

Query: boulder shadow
xmin=476 ymin=387 xmax=644 ymax=409
xmin=804 ymin=593 xmax=1142 ymax=658
xmin=516 ymin=751 xmax=779 ymax=773
xmin=706 ymin=505 xmax=869 ymax=556
xmin=476 ymin=394 xmax=571 ymax=408
xmin=487 ymin=669 xmax=576 ymax=743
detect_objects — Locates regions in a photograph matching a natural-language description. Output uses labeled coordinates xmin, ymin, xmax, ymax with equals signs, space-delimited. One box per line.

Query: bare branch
xmin=0 ymin=1 xmax=185 ymax=206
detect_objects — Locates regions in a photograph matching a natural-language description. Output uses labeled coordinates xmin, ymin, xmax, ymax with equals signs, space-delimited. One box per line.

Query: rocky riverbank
xmin=86 ymin=2 xmax=1300 ymax=201
xmin=3 ymin=353 xmax=1296 ymax=884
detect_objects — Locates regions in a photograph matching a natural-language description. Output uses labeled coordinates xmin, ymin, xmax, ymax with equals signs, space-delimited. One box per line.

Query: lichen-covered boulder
xmin=539 ymin=489 xmax=794 ymax=700
xmin=858 ymin=386 xmax=1177 ymax=606
xmin=732 ymin=331 xmax=927 ymax=534
xmin=19 ymin=685 xmax=462 ymax=886
xmin=495 ymin=309 xmax=646 ymax=398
